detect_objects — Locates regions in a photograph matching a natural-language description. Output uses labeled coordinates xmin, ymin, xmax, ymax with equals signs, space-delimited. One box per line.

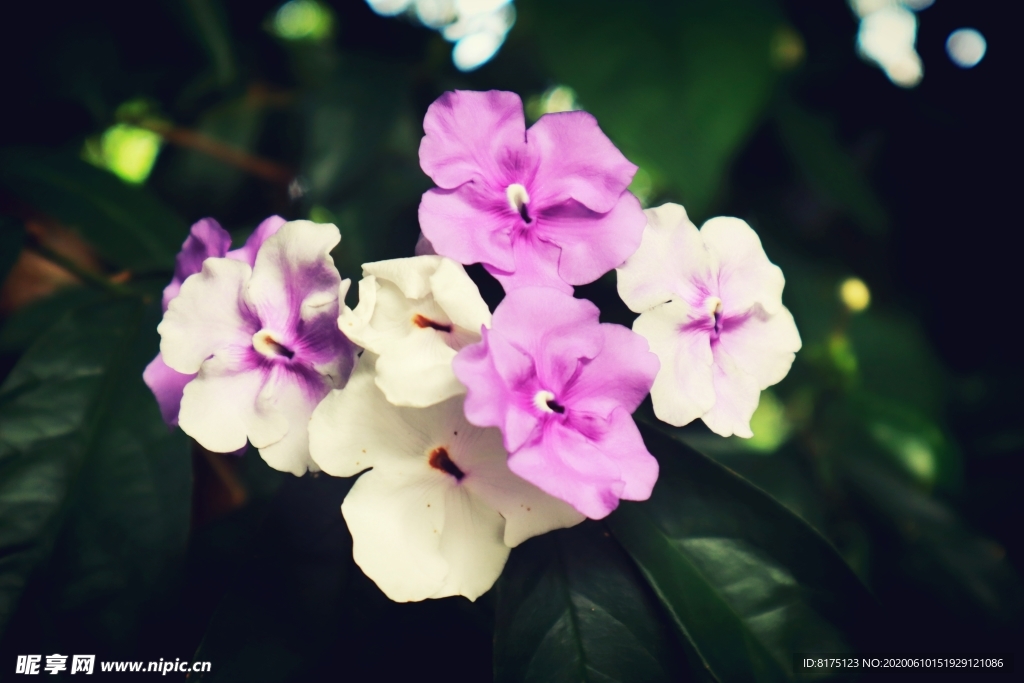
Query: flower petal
xmin=429 ymin=258 xmax=492 ymax=332
xmin=508 ymin=419 xmax=625 ymax=519
xmin=535 ymin=192 xmax=645 ymax=287
xmin=419 ymin=185 xmax=516 ymax=272
xmin=309 ymin=356 xmax=431 ymax=478
xmin=226 ymin=215 xmax=287 ymax=268
xmin=718 ymin=305 xmax=802 ymax=390
xmin=343 ymin=467 xmax=449 ymax=602
xmin=246 ymin=220 xmax=343 ymax=334
xmin=430 ymin=487 xmax=509 ymax=601
xmin=528 ymin=110 xmax=638 ymax=214
xmin=633 ymin=300 xmax=716 ymax=427
xmin=178 ymin=352 xmax=267 ymax=454
xmin=483 ymin=232 xmax=570 ymax=293
xmin=251 ymin=364 xmax=325 ymax=475
xmin=142 ymin=352 xmax=196 ymax=427
xmin=563 ymin=322 xmax=659 ymax=417
xmin=453 ymin=327 xmax=526 ymax=438
xmin=418 ymin=89 xmax=529 ymax=190
xmin=158 ymin=257 xmax=256 ymax=375
xmin=701 ymin=216 xmax=785 ymax=315
xmin=374 ymin=335 xmax=463 ymax=407
xmin=464 ymin=457 xmax=585 ymax=548
xmin=616 ymin=203 xmax=711 ymax=313
xmin=701 ymin=345 xmax=761 ymax=438
xmin=162 ymin=218 xmax=232 ymax=311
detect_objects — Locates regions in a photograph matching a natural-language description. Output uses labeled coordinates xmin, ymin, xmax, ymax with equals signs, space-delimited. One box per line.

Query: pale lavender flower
xmin=144 ymin=216 xmax=285 ymax=427
xmin=157 ymin=220 xmax=356 ymax=475
xmin=616 ymin=203 xmax=802 ymax=437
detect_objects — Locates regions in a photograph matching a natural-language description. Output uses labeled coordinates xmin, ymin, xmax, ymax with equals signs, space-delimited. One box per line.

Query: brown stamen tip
xmin=413 ymin=314 xmax=453 ymax=333
xmin=428 ymin=447 xmax=464 ymax=481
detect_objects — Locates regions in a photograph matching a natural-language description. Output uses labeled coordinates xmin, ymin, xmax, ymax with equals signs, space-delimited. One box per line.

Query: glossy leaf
xmin=191 ymin=475 xmax=494 ymax=683
xmin=607 ymin=423 xmax=881 ymax=682
xmin=523 ymin=0 xmax=783 ymax=218
xmin=494 ymin=520 xmax=687 ymax=683
xmin=0 ymin=148 xmax=186 ymax=271
xmin=839 ymin=455 xmax=1024 ymax=623
xmin=0 ymin=297 xmax=191 ymax=646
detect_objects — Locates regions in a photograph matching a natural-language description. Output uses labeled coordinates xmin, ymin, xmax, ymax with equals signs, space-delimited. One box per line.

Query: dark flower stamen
xmin=413 ymin=314 xmax=453 ymax=334
xmin=429 ymin=447 xmax=464 ymax=481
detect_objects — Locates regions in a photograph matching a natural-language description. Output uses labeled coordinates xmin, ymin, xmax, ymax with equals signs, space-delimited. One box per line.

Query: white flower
xmin=339 ymin=256 xmax=491 ymax=407
xmin=616 ymin=203 xmax=801 ymax=438
xmin=308 ymin=355 xmax=583 ymax=602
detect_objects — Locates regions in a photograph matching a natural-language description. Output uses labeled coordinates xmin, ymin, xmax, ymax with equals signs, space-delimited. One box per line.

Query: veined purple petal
xmin=226 ymin=215 xmax=286 ymax=268
xmin=417 ymin=89 xmax=645 ymax=292
xmin=419 ymin=90 xmax=531 ymax=190
xmin=527 ymin=110 xmax=638 ymax=214
xmin=454 ymin=288 xmax=658 ymax=518
xmin=162 ymin=218 xmax=231 ymax=311
xmin=143 ymin=353 xmax=196 ymax=427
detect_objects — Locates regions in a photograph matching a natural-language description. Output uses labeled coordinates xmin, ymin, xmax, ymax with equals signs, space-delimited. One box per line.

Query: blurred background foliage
xmin=0 ymin=0 xmax=1020 ymax=680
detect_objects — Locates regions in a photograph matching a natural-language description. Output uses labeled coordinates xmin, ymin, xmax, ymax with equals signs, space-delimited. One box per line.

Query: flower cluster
xmin=149 ymin=89 xmax=800 ymax=602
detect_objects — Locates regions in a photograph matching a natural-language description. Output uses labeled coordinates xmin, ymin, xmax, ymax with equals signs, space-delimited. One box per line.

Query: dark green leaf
xmin=847 ymin=312 xmax=946 ymax=417
xmin=182 ymin=0 xmax=238 ymax=88
xmin=0 ymin=297 xmax=191 ymax=646
xmin=608 ymin=423 xmax=881 ymax=682
xmin=0 ymin=287 xmax=103 ymax=354
xmin=0 ymin=148 xmax=186 ymax=271
xmin=191 ymin=474 xmax=494 ymax=683
xmin=523 ymin=0 xmax=782 ymax=218
xmin=494 ymin=520 xmax=687 ymax=683
xmin=774 ymin=97 xmax=888 ymax=237
xmin=839 ymin=456 xmax=1024 ymax=623
xmin=0 ymin=215 xmax=25 ymax=286
xmin=850 ymin=392 xmax=961 ymax=491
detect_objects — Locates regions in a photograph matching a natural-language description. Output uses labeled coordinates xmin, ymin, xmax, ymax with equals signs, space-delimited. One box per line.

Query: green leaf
xmin=0 ymin=297 xmax=191 ymax=646
xmin=494 ymin=520 xmax=687 ymax=683
xmin=522 ymin=0 xmax=783 ymax=218
xmin=0 ymin=287 xmax=104 ymax=354
xmin=847 ymin=312 xmax=946 ymax=417
xmin=608 ymin=424 xmax=880 ymax=682
xmin=0 ymin=148 xmax=186 ymax=271
xmin=0 ymin=215 xmax=25 ymax=287
xmin=774 ymin=97 xmax=888 ymax=237
xmin=850 ymin=393 xmax=961 ymax=491
xmin=839 ymin=456 xmax=1024 ymax=624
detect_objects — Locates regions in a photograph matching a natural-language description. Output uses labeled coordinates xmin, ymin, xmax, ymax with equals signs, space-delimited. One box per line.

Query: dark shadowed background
xmin=0 ymin=1 xmax=1020 ymax=680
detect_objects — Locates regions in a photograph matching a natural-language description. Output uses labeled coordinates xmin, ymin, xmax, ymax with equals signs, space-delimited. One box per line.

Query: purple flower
xmin=452 ymin=288 xmax=659 ymax=519
xmin=418 ymin=90 xmax=646 ymax=294
xmin=144 ymin=216 xmax=285 ymax=427
xmin=157 ymin=220 xmax=357 ymax=475
xmin=616 ymin=204 xmax=802 ymax=437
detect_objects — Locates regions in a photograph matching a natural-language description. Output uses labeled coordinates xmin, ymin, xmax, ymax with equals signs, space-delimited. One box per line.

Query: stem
xmin=133 ymin=118 xmax=294 ymax=186
xmin=26 ymin=240 xmax=137 ymax=298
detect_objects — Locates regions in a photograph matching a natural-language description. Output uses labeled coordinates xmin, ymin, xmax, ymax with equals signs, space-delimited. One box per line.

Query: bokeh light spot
xmin=84 ymin=124 xmax=162 ymax=185
xmin=840 ymin=277 xmax=871 ymax=312
xmin=946 ymin=28 xmax=986 ymax=68
xmin=856 ymin=6 xmax=922 ymax=88
xmin=273 ymin=0 xmax=334 ymax=41
xmin=526 ymin=85 xmax=578 ymax=120
xmin=746 ymin=390 xmax=793 ymax=453
xmin=770 ymin=25 xmax=805 ymax=70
